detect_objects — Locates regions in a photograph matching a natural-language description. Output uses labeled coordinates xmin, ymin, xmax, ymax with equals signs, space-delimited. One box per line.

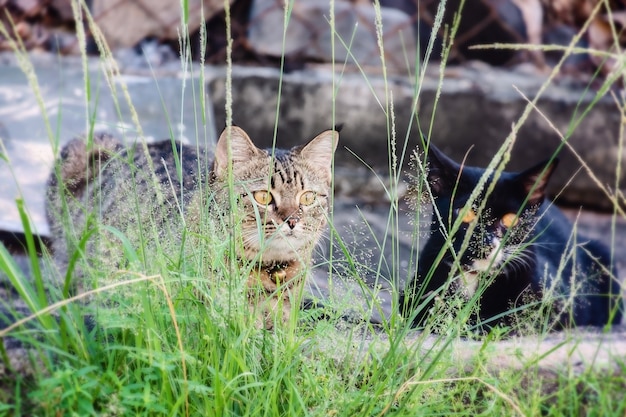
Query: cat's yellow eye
xmin=501 ymin=213 xmax=519 ymax=228
xmin=460 ymin=209 xmax=477 ymax=224
xmin=253 ymin=190 xmax=273 ymax=205
xmin=300 ymin=191 xmax=316 ymax=206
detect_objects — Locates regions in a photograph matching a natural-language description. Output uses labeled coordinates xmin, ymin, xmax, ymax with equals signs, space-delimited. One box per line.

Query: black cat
xmin=400 ymin=144 xmax=623 ymax=332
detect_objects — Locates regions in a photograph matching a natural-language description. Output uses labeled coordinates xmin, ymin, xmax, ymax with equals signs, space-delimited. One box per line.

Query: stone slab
xmin=0 ymin=52 xmax=215 ymax=236
xmin=248 ymin=0 xmax=416 ymax=74
xmin=92 ymin=0 xmax=228 ymax=49
xmin=208 ymin=63 xmax=625 ymax=210
xmin=319 ymin=324 xmax=626 ymax=388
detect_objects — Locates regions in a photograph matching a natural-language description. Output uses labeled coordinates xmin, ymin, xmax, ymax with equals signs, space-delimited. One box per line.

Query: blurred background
xmin=2 ymin=0 xmax=625 ymax=212
xmin=3 ymin=0 xmax=625 ymax=74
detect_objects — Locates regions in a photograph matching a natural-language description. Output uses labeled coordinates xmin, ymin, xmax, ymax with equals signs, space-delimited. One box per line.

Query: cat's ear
xmin=214 ymin=126 xmax=263 ymax=179
xmin=426 ymin=144 xmax=461 ymax=195
xmin=518 ymin=158 xmax=559 ymax=205
xmin=299 ymin=129 xmax=339 ymax=181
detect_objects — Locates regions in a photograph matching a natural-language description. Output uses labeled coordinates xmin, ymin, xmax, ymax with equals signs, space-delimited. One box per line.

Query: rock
xmin=420 ymin=0 xmax=529 ymax=65
xmin=50 ymin=0 xmax=74 ymax=22
xmin=247 ymin=0 xmax=416 ymax=74
xmin=0 ymin=0 xmax=46 ymax=51
xmin=7 ymin=0 xmax=44 ymax=16
xmin=208 ymin=62 xmax=625 ymax=210
xmin=0 ymin=52 xmax=214 ymax=235
xmin=91 ymin=0 xmax=229 ymax=49
xmin=326 ymin=325 xmax=626 ymax=389
xmin=440 ymin=326 xmax=626 ymax=377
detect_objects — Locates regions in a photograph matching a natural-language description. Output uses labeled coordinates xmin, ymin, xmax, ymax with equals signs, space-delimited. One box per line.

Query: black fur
xmin=400 ymin=144 xmax=623 ymax=332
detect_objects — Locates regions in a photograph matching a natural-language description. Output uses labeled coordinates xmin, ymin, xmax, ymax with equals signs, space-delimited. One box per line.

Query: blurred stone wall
xmin=4 ymin=0 xmax=624 ymax=73
xmin=1 ymin=0 xmax=625 ymax=209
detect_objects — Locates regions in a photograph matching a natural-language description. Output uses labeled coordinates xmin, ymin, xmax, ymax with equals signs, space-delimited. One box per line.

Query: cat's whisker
xmin=502 ymin=252 xmax=533 ymax=275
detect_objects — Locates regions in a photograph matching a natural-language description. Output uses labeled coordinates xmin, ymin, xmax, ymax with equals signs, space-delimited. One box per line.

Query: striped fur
xmin=208 ymin=127 xmax=336 ymax=264
xmin=46 ymin=126 xmax=338 ymax=328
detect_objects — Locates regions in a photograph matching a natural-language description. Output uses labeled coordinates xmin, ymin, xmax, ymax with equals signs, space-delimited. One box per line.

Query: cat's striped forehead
xmin=229 ymin=150 xmax=328 ymax=194
xmin=271 ymin=153 xmax=304 ymax=189
xmin=271 ymin=150 xmax=330 ymax=189
xmin=213 ymin=126 xmax=337 ymax=190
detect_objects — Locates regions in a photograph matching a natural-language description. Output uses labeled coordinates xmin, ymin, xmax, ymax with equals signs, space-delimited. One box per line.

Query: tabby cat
xmin=399 ymin=144 xmax=623 ymax=332
xmin=46 ymin=126 xmax=339 ymax=329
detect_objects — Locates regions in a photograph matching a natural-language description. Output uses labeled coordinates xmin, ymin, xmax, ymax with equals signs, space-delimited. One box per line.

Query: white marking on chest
xmin=456 ymin=238 xmax=504 ymax=298
xmin=458 ymin=270 xmax=480 ymax=299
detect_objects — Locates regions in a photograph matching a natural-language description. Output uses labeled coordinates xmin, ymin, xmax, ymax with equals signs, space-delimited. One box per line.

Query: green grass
xmin=1 ymin=0 xmax=626 ymax=415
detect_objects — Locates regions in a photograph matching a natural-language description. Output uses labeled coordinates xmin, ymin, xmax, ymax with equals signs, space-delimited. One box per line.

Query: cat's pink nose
xmin=286 ymin=217 xmax=298 ymax=229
